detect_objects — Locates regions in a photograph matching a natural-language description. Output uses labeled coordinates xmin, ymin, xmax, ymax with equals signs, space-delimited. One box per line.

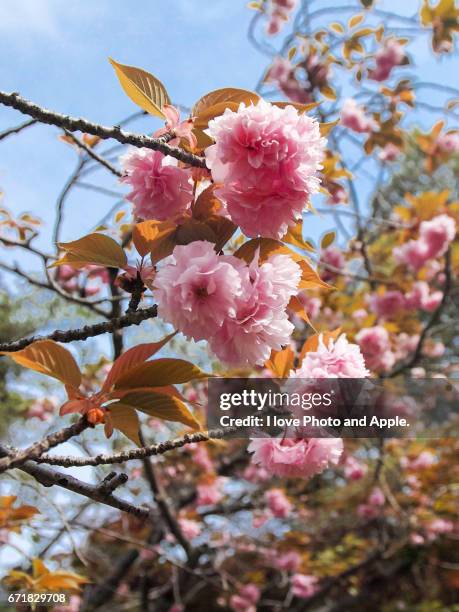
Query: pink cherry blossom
xmin=178 ymin=518 xmax=201 ymax=540
xmin=436 ymin=132 xmax=459 ymax=154
xmin=230 ymin=584 xmax=260 ymax=612
xmin=291 ymin=574 xmax=318 ymax=599
xmin=409 ymin=450 xmax=436 ymax=470
xmin=369 ymin=291 xmax=406 ymax=319
xmin=394 ymin=214 xmax=456 ymax=271
xmin=369 ymin=39 xmax=405 ymax=81
xmin=294 ymin=334 xmax=369 ymax=378
xmin=196 ymin=480 xmax=223 ymax=506
xmin=356 ymin=326 xmax=395 ymax=373
xmin=344 ymin=456 xmax=367 ymax=481
xmin=425 ymin=518 xmax=454 ymax=541
xmin=266 ymin=0 xmax=298 ymax=36
xmin=248 ymin=436 xmax=343 ymax=479
xmin=153 ymin=104 xmax=197 ymax=148
xmin=153 ymin=241 xmax=243 ymax=342
xmin=319 ymin=246 xmax=345 ymax=282
xmin=340 ymin=99 xmax=377 ymax=133
xmin=209 ymin=253 xmax=301 ymax=366
xmin=266 ymin=57 xmax=312 ymax=104
xmin=120 ymin=149 xmax=193 ymax=221
xmin=419 ymin=214 xmax=456 ymax=258
xmin=205 ymin=99 xmax=326 ymax=239
xmin=276 ymin=551 xmax=301 ymax=572
xmin=379 ymin=143 xmax=400 ymax=161
xmin=357 ymin=487 xmax=385 ymax=518
xmin=265 ymin=488 xmax=292 ymax=518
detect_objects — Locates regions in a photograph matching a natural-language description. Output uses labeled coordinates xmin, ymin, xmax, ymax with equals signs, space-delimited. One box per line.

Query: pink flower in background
xmin=405 ymin=281 xmax=443 ymax=312
xmin=393 ymin=239 xmax=430 ymax=271
xmin=356 ymin=326 xmax=395 ymax=373
xmin=242 ymin=463 xmax=271 ymax=483
xmin=419 ymin=214 xmax=456 ymax=258
xmin=407 ymin=450 xmax=436 ymax=470
xmin=358 ymin=487 xmax=385 ymax=518
xmin=425 ymin=518 xmax=454 ymax=541
xmin=436 ymin=132 xmax=459 ymax=154
xmin=291 ymin=574 xmax=318 ymax=599
xmin=344 ymin=456 xmax=367 ymax=481
xmin=205 ymin=100 xmax=325 ymax=239
xmin=120 ymin=149 xmax=193 ymax=221
xmin=265 ymin=488 xmax=292 ymax=518
xmin=153 ymin=241 xmax=242 ymax=342
xmin=230 ymin=584 xmax=260 ymax=612
xmin=395 ymin=214 xmax=456 ymax=271
xmin=319 ymin=246 xmax=345 ymax=282
xmin=369 ymin=39 xmax=405 ymax=81
xmin=248 ymin=437 xmax=343 ymax=479
xmin=196 ymin=480 xmax=223 ymax=506
xmin=276 ymin=551 xmax=301 ymax=572
xmin=369 ymin=291 xmax=406 ymax=318
xmin=340 ymin=99 xmax=377 ymax=133
xmin=298 ymin=293 xmax=321 ymax=319
xmin=422 ymin=340 xmax=445 ymax=358
xmin=209 ymin=253 xmax=301 ymax=366
xmin=189 ymin=444 xmax=213 ymax=472
xmin=28 ymin=397 xmax=58 ymax=421
xmin=379 ymin=143 xmax=400 ymax=161
xmin=294 ymin=334 xmax=369 ymax=378
xmin=266 ymin=57 xmax=312 ymax=103
xmin=266 ymin=0 xmax=298 ymax=36
xmin=178 ymin=518 xmax=202 ymax=540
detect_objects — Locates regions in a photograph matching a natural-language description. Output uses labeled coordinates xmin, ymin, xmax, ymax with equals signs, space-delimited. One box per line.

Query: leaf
xmin=119 ymin=390 xmax=200 ymax=430
xmin=320 ymin=120 xmax=339 ymax=136
xmin=288 ymin=46 xmax=297 ymax=60
xmin=320 ymin=85 xmax=337 ymax=101
xmin=321 ymin=230 xmax=336 ymax=249
xmin=298 ymin=259 xmax=331 ymax=290
xmin=266 ymin=346 xmax=295 ymax=378
xmin=284 ymin=221 xmax=316 ymax=252
xmin=349 ymin=14 xmax=365 ymax=28
xmin=272 ymin=101 xmax=321 ymax=114
xmin=330 ymin=22 xmax=345 ymax=33
xmin=103 ymin=333 xmax=176 ymax=392
xmin=0 ymin=340 xmax=81 ymax=389
xmin=109 ymin=58 xmax=170 ymax=119
xmin=51 ymin=233 xmax=127 ymax=269
xmin=192 ymin=88 xmax=260 ymax=130
xmin=299 ymin=328 xmax=342 ymax=363
xmin=288 ymin=295 xmax=314 ymax=326
xmin=114 ymin=358 xmax=211 ymax=389
xmin=108 ymin=403 xmax=141 ymax=445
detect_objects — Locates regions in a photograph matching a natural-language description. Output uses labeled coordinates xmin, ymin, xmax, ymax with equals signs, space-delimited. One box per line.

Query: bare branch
xmin=0 ymin=90 xmax=207 ymax=168
xmin=0 ymin=304 xmax=157 ymax=352
xmin=0 ymin=118 xmax=37 ymax=141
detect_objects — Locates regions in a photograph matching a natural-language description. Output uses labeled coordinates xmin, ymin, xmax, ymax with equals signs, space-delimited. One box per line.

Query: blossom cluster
xmin=153 ymin=240 xmax=301 ymax=365
xmin=394 ymin=213 xmax=456 ymax=271
xmin=369 ymin=39 xmax=405 ymax=81
xmin=205 ymin=100 xmax=326 ymax=239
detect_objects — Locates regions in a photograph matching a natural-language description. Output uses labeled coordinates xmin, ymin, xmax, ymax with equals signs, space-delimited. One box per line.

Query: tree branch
xmin=35 ymin=428 xmax=234 ymax=467
xmin=0 ymin=90 xmax=207 ymax=168
xmin=0 ymin=304 xmax=158 ymax=352
xmin=0 ymin=118 xmax=37 ymax=141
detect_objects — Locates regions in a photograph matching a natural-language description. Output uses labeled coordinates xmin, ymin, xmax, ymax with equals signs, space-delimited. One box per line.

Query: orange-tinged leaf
xmin=299 ymin=328 xmax=342 ymax=362
xmin=320 ymin=85 xmax=337 ymax=100
xmin=330 ymin=22 xmax=345 ymax=33
xmin=108 ymin=403 xmax=141 ymax=445
xmin=51 ymin=233 xmax=127 ymax=269
xmin=109 ymin=58 xmax=170 ymax=119
xmin=266 ymin=346 xmax=295 ymax=378
xmin=192 ymin=88 xmax=260 ymax=128
xmin=0 ymin=340 xmax=81 ymax=389
xmin=320 ymin=120 xmax=339 ymax=136
xmin=103 ymin=333 xmax=176 ymax=392
xmin=118 ymin=390 xmax=200 ymax=430
xmin=272 ymin=101 xmax=321 ymax=114
xmin=288 ymin=295 xmax=315 ymax=327
xmin=349 ymin=14 xmax=365 ymax=28
xmin=114 ymin=358 xmax=211 ymax=389
xmin=284 ymin=222 xmax=316 ymax=252
xmin=321 ymin=230 xmax=336 ymax=249
xmin=298 ymin=259 xmax=331 ymax=290
xmin=133 ymin=220 xmax=174 ymax=257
